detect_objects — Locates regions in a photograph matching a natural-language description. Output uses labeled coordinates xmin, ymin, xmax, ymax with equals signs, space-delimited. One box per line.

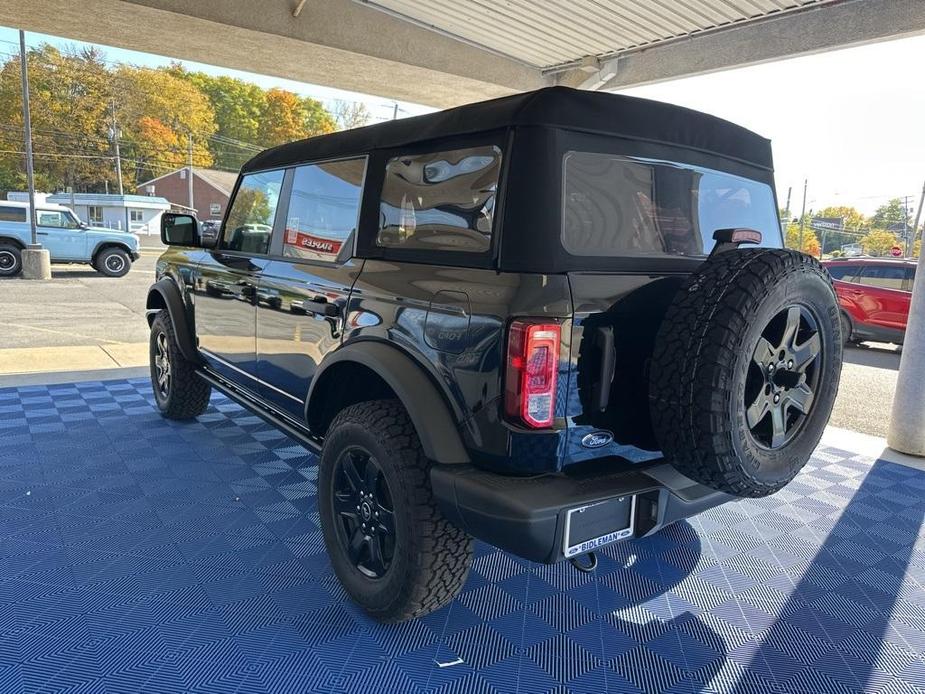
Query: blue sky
xmin=2 ymin=25 xmax=922 ymax=217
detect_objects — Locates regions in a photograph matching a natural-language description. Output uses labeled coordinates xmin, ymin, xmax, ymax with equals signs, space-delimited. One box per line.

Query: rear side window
xmin=222 ymin=170 xmax=284 ymax=255
xmin=857 ymin=265 xmax=906 ymax=290
xmin=562 ymin=152 xmax=780 ymax=258
xmin=0 ymin=206 xmax=26 ymax=222
xmin=283 ymin=158 xmax=365 ymax=263
xmin=826 ymin=265 xmax=860 ymax=281
xmin=376 ymin=145 xmax=502 ymax=254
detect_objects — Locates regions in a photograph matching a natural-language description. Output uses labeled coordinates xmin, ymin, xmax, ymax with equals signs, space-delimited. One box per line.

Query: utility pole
xmin=109 ymin=101 xmax=123 ymax=196
xmin=187 ymin=132 xmax=194 ymax=214
xmin=909 ymin=179 xmax=925 ymax=257
xmin=798 ymin=179 xmax=808 ymax=251
xmin=903 ymin=195 xmax=910 ymax=251
xmin=392 ymin=103 xmax=399 ymax=120
xmin=784 ymin=186 xmax=792 ymax=218
xmin=19 ymin=30 xmax=36 ymax=247
xmin=18 ymin=29 xmax=49 ymax=279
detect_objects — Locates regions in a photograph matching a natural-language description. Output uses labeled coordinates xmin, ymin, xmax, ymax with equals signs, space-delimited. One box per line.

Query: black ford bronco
xmin=147 ymin=87 xmax=842 ymax=622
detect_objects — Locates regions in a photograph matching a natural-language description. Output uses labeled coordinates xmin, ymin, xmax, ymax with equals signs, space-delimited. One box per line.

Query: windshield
xmin=562 ymin=152 xmax=781 ymax=258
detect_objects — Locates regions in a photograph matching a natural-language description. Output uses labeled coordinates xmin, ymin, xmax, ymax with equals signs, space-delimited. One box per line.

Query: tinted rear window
xmin=562 ymin=152 xmax=780 ymax=257
xmin=377 ymin=145 xmax=502 ymax=254
xmin=0 ymin=206 xmax=26 ymax=223
xmin=858 ymin=265 xmax=907 ymax=290
xmin=826 ymin=265 xmax=859 ymax=280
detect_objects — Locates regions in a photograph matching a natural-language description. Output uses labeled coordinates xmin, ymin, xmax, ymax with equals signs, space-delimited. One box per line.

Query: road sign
xmin=891 ymin=246 xmax=903 ymax=257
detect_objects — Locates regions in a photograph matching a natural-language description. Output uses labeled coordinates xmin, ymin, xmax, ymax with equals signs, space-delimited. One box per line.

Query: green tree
xmin=870 ymin=198 xmax=910 ymax=231
xmin=861 ymin=229 xmax=900 ymax=257
xmin=168 ymin=66 xmax=265 ymax=169
xmin=785 ymin=221 xmax=820 ymax=257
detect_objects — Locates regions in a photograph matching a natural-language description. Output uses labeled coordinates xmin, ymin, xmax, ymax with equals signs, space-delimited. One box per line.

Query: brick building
xmin=136 ymin=168 xmax=239 ymax=221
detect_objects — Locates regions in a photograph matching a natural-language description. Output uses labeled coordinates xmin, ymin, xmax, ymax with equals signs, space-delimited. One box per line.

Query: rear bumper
xmin=431 ymin=461 xmax=730 ymax=563
xmin=130 ymin=251 xmax=141 ymax=261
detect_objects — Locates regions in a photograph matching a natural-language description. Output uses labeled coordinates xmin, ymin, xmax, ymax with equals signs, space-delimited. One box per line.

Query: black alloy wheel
xmin=331 ymin=447 xmax=396 ymax=579
xmin=745 ymin=305 xmax=822 ymax=449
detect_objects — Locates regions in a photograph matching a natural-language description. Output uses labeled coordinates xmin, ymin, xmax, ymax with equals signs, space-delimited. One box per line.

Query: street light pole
xmin=18 ymin=30 xmax=36 ymax=247
xmin=908 ymin=179 xmax=925 ymax=257
xmin=17 ymin=29 xmax=50 ymax=279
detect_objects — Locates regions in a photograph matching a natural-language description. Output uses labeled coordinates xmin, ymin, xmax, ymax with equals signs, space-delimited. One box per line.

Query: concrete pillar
xmin=888 ymin=261 xmax=925 ymax=455
xmin=21 ymin=246 xmax=51 ymax=280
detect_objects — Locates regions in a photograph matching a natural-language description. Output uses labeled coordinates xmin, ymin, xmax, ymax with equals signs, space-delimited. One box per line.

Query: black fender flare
xmin=146 ymin=278 xmax=201 ymax=364
xmin=306 ymin=341 xmax=470 ymax=465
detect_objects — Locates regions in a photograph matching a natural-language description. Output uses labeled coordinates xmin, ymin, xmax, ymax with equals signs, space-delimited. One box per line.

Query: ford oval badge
xmin=581 ymin=431 xmax=613 ymax=449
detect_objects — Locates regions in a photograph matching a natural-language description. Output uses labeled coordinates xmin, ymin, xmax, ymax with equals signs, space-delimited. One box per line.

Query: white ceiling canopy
xmin=357 ymin=0 xmax=834 ymax=71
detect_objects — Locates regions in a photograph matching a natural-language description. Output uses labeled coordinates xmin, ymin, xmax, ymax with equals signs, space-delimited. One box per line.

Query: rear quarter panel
xmin=346 ymin=259 xmax=573 ymax=473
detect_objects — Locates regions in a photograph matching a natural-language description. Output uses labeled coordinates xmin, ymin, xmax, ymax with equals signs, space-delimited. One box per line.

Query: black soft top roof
xmin=242 ymin=86 xmax=772 ymax=174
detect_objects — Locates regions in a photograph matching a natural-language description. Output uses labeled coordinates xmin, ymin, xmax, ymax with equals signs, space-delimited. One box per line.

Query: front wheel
xmin=96 ymin=247 xmax=132 ymax=277
xmin=318 ymin=399 xmax=473 ymax=622
xmin=149 ymin=311 xmax=211 ymax=419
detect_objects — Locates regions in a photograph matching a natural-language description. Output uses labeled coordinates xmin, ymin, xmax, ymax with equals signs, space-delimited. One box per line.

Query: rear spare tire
xmin=649 ymin=248 xmax=842 ymax=498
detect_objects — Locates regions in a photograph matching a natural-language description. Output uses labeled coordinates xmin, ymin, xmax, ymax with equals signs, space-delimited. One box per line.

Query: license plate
xmin=563 ymin=495 xmax=636 ymax=558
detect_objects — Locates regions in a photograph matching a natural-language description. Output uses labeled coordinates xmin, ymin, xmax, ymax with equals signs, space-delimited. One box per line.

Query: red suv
xmin=823 ymin=258 xmax=916 ymax=345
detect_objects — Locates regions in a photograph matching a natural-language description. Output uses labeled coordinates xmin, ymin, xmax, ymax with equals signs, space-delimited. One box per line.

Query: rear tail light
xmin=504 ymin=320 xmax=561 ymax=428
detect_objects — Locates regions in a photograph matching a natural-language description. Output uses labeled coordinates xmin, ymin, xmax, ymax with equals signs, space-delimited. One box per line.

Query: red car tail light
xmin=504 ymin=320 xmax=561 ymax=428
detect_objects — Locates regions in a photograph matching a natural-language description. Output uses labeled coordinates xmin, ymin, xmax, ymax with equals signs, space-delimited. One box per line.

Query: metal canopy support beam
xmin=557 ymin=0 xmax=925 ymax=91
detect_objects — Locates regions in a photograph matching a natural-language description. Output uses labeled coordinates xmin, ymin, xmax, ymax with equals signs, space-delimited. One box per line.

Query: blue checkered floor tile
xmin=1 ymin=378 xmax=924 ymax=693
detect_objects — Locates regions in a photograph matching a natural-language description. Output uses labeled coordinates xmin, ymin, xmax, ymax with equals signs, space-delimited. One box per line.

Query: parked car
xmin=0 ymin=201 xmax=140 ymax=277
xmin=822 ymin=257 xmax=915 ymax=345
xmin=146 ymin=87 xmax=842 ymax=622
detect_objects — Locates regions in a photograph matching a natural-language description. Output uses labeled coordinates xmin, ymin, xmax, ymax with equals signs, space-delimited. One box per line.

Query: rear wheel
xmin=96 ymin=247 xmax=132 ymax=277
xmin=318 ymin=399 xmax=473 ymax=622
xmin=149 ymin=311 xmax=211 ymax=419
xmin=0 ymin=244 xmax=22 ymax=277
xmin=650 ymin=248 xmax=842 ymax=498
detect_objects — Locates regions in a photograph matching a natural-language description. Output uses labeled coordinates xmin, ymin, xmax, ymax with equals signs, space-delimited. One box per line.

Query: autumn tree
xmin=112 ymin=66 xmax=216 ymax=185
xmin=257 ymin=89 xmax=336 ymax=148
xmin=812 ymin=205 xmax=866 ymax=254
xmin=861 ymin=229 xmax=900 ymax=257
xmin=785 ymin=221 xmax=820 ymax=257
xmin=0 ymin=45 xmax=114 ymax=192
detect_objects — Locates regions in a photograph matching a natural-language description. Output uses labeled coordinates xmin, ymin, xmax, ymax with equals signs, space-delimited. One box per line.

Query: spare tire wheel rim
xmin=332 ymin=447 xmax=396 ymax=579
xmin=0 ymin=250 xmax=16 ymax=271
xmin=106 ymin=254 xmax=125 ymax=273
xmin=745 ymin=304 xmax=823 ymax=450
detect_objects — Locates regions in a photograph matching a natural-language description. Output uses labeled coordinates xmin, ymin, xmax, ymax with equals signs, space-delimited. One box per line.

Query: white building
xmin=44 ymin=193 xmax=171 ymax=235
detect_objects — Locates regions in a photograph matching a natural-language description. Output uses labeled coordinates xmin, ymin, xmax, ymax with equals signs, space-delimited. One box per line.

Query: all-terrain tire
xmin=0 ymin=243 xmax=22 ymax=277
xmin=319 ymin=399 xmax=473 ymax=622
xmin=149 ymin=310 xmax=211 ymax=419
xmin=95 ymin=247 xmax=132 ymax=277
xmin=649 ymin=248 xmax=842 ymax=498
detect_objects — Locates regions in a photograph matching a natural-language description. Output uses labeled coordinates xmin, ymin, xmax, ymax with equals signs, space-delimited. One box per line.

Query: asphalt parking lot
xmin=0 ymin=254 xmax=903 ymax=438
xmin=0 ymin=252 xmax=156 ymax=349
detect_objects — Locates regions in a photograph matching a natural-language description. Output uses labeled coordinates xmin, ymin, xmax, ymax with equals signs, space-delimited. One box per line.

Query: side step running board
xmin=196 ymin=368 xmax=323 ymax=456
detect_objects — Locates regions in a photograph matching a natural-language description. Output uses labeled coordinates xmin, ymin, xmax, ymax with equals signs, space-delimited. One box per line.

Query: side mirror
xmin=161 ymin=213 xmax=201 ymax=247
